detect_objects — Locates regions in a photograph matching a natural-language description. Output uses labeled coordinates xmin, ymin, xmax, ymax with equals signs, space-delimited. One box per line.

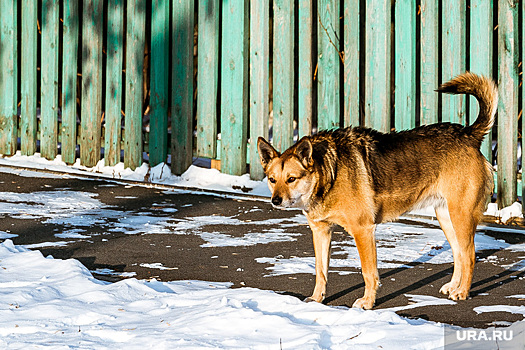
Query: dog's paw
xmin=352 ymin=297 xmax=374 ymax=310
xmin=448 ymin=289 xmax=469 ymax=301
xmin=304 ymin=296 xmax=323 ymax=303
xmin=439 ymin=281 xmax=458 ymax=295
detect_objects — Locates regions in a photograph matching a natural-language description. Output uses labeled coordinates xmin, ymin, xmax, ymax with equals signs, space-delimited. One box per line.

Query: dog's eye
xmin=287 ymin=177 xmax=296 ymax=183
xmin=269 ymin=177 xmax=276 ymax=184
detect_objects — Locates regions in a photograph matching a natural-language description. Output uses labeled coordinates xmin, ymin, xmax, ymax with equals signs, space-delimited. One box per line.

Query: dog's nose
xmin=271 ymin=196 xmax=282 ymax=206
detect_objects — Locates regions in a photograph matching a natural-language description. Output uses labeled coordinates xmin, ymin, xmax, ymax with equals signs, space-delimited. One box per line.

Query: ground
xmin=1 ymin=167 xmax=524 ymax=333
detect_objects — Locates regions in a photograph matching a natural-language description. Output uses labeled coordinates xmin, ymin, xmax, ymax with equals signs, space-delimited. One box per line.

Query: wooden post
xmin=125 ymin=0 xmax=146 ymax=170
xmin=220 ymin=1 xmax=249 ymax=175
xmin=171 ymin=0 xmax=194 ymax=175
xmin=250 ymin=0 xmax=270 ymax=180
xmin=394 ymin=0 xmax=416 ymax=131
xmin=196 ymin=0 xmax=219 ymax=159
xmin=498 ymin=0 xmax=518 ymax=208
xmin=105 ymin=0 xmax=124 ymax=166
xmin=364 ymin=0 xmax=391 ymax=132
xmin=441 ymin=0 xmax=466 ymax=124
xmin=41 ymin=0 xmax=59 ymax=160
xmin=343 ymin=0 xmax=359 ymax=127
xmin=298 ymin=0 xmax=313 ymax=137
xmin=469 ymin=0 xmax=493 ymax=163
xmin=273 ymin=0 xmax=294 ymax=151
xmin=317 ymin=0 xmax=340 ymax=131
xmin=149 ymin=0 xmax=169 ymax=167
xmin=61 ymin=0 xmax=79 ymax=164
xmin=81 ymin=0 xmax=103 ymax=167
xmin=21 ymin=0 xmax=37 ymax=156
xmin=420 ymin=0 xmax=438 ymax=125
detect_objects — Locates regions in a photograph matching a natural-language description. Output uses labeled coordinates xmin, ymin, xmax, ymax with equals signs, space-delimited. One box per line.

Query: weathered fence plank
xmin=298 ymin=0 xmax=313 ymax=137
xmin=469 ymin=0 xmax=493 ymax=162
xmin=394 ymin=0 xmax=415 ymax=131
xmin=41 ymin=0 xmax=59 ymax=160
xmin=172 ymin=0 xmax=194 ymax=175
xmin=497 ymin=0 xmax=518 ymax=208
xmin=420 ymin=0 xmax=438 ymax=125
xmin=272 ymin=0 xmax=294 ymax=151
xmin=441 ymin=0 xmax=465 ymax=124
xmin=343 ymin=0 xmax=359 ymax=127
xmin=317 ymin=0 xmax=340 ymax=130
xmin=364 ymin=0 xmax=390 ymax=132
xmin=196 ymin=0 xmax=219 ymax=159
xmin=125 ymin=0 xmax=146 ymax=170
xmin=61 ymin=0 xmax=79 ymax=165
xmin=0 ymin=0 xmax=18 ymax=156
xmin=21 ymin=0 xmax=37 ymax=156
xmin=220 ymin=1 xmax=249 ymax=175
xmin=81 ymin=0 xmax=103 ymax=167
xmin=105 ymin=0 xmax=124 ymax=166
xmin=249 ymin=0 xmax=270 ymax=180
xmin=149 ymin=0 xmax=169 ymax=167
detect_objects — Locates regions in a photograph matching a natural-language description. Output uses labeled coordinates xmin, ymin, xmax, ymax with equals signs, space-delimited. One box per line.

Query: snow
xmin=0 ymin=239 xmax=451 ymax=349
xmin=1 ymin=153 xmax=525 ymax=348
xmin=1 ymin=151 xmax=522 ymax=223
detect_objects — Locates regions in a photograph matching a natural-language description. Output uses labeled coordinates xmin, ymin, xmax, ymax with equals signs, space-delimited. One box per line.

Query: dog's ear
xmin=257 ymin=137 xmax=279 ymax=170
xmin=295 ymin=137 xmax=313 ymax=168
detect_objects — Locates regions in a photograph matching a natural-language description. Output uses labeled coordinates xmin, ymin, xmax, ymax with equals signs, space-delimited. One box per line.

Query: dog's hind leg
xmin=305 ymin=220 xmax=333 ymax=303
xmin=441 ymin=200 xmax=478 ymax=301
xmin=347 ymin=224 xmax=379 ymax=310
xmin=435 ymin=205 xmax=462 ymax=295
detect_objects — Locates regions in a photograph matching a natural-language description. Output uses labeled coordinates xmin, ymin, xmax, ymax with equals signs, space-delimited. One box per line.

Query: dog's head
xmin=257 ymin=137 xmax=317 ymax=209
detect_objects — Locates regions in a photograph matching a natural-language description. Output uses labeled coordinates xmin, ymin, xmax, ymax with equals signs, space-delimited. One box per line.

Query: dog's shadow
xmin=324 ymin=248 xmax=501 ymax=308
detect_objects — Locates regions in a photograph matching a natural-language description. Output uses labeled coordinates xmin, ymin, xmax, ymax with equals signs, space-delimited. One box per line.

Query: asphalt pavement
xmin=1 ymin=168 xmax=524 ymax=329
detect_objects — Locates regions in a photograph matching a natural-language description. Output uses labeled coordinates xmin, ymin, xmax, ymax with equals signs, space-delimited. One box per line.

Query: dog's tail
xmin=437 ymin=72 xmax=498 ymax=145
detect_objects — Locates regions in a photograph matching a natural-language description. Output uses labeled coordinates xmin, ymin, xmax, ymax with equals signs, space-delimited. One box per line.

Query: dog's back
xmin=307 ymin=72 xmax=497 ymax=223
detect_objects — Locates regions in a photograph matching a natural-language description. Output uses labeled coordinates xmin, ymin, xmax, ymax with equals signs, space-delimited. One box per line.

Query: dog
xmin=257 ymin=72 xmax=497 ymax=309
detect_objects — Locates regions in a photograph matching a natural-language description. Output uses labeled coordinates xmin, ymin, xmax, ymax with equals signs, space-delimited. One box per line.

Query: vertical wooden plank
xmin=497 ymin=0 xmax=518 ymax=208
xmin=317 ymin=0 xmax=340 ymax=131
xmin=343 ymin=0 xmax=359 ymax=127
xmin=0 ymin=0 xmax=18 ymax=156
xmin=149 ymin=0 xmax=169 ymax=167
xmin=125 ymin=0 xmax=146 ymax=170
xmin=61 ymin=0 xmax=79 ymax=164
xmin=469 ymin=0 xmax=493 ymax=162
xmin=81 ymin=0 xmax=103 ymax=167
xmin=196 ymin=0 xmax=219 ymax=159
xmin=419 ymin=0 xmax=438 ymax=125
xmin=250 ymin=0 xmax=269 ymax=180
xmin=441 ymin=0 xmax=465 ymax=124
xmin=273 ymin=0 xmax=294 ymax=151
xmin=364 ymin=0 xmax=391 ymax=132
xmin=40 ymin=0 xmax=59 ymax=160
xmin=105 ymin=0 xmax=124 ymax=166
xmin=394 ymin=0 xmax=416 ymax=131
xmin=172 ymin=0 xmax=194 ymax=175
xmin=21 ymin=0 xmax=37 ymax=156
xmin=298 ymin=0 xmax=313 ymax=136
xmin=221 ymin=1 xmax=249 ymax=175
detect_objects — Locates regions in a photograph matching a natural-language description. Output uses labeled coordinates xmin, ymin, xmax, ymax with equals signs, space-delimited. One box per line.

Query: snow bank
xmin=0 ymin=240 xmax=447 ymax=349
xmin=0 ymin=152 xmax=271 ymax=197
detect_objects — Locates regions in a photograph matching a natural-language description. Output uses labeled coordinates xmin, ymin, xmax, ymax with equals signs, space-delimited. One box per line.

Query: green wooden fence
xmin=0 ymin=0 xmax=522 ymax=210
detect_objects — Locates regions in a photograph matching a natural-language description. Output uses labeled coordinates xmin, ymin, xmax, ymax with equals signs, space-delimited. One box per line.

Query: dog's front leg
xmin=350 ymin=224 xmax=379 ymax=310
xmin=305 ymin=219 xmax=333 ymax=303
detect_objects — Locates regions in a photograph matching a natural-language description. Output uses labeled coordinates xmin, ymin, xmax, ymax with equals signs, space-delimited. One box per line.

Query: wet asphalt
xmin=1 ymin=168 xmax=525 ymax=329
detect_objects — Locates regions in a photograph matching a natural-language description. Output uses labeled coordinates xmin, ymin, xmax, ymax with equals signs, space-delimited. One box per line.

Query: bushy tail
xmin=437 ymin=72 xmax=498 ymax=145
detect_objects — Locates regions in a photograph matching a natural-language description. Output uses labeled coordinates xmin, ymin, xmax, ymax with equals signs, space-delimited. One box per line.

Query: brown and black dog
xmin=257 ymin=72 xmax=497 ymax=309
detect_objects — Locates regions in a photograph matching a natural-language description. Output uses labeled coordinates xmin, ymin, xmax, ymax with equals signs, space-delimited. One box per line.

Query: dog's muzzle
xmin=271 ymin=196 xmax=282 ymax=206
